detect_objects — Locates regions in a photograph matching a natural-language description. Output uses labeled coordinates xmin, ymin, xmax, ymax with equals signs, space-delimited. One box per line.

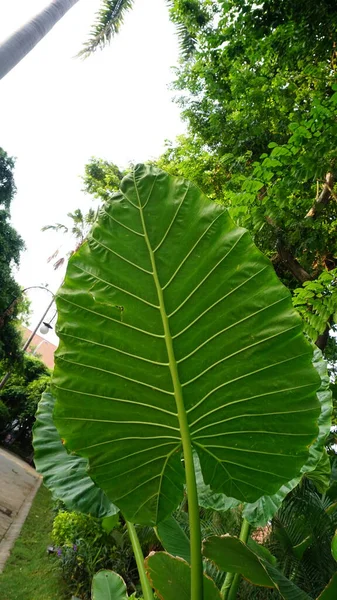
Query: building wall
xmin=21 ymin=328 xmax=58 ymax=369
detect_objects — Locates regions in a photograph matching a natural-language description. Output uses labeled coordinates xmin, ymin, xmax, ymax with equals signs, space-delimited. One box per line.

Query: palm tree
xmin=0 ymin=0 xmax=197 ymax=80
xmin=0 ymin=0 xmax=80 ymax=80
xmin=42 ymin=207 xmax=97 ymax=270
xmin=78 ymin=0 xmax=199 ymax=59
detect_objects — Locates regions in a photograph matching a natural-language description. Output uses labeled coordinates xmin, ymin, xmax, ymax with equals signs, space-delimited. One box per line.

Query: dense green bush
xmin=52 ymin=510 xmax=153 ymax=599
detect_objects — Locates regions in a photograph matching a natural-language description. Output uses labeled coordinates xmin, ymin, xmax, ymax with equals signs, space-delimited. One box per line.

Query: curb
xmin=0 ymin=475 xmax=42 ymax=573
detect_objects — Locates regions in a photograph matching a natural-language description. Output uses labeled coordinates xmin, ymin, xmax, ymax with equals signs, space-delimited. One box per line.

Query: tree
xmin=42 ymin=158 xmax=125 ymax=269
xmin=158 ymin=0 xmax=337 ymax=350
xmin=0 ymin=0 xmax=196 ymax=80
xmin=82 ymin=157 xmax=125 ymax=202
xmin=0 ymin=148 xmax=25 ymax=367
xmin=0 ymin=354 xmax=50 ymax=457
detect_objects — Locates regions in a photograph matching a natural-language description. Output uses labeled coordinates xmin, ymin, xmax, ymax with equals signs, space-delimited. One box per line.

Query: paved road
xmin=0 ymin=447 xmax=41 ymax=571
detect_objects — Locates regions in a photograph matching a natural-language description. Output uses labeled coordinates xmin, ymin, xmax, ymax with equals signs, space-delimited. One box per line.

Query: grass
xmin=0 ymin=484 xmax=69 ymax=600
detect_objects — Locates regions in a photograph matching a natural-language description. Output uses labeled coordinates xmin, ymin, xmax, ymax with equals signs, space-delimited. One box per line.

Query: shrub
xmin=52 ymin=511 xmax=103 ymax=547
xmin=52 ymin=511 xmax=144 ymax=599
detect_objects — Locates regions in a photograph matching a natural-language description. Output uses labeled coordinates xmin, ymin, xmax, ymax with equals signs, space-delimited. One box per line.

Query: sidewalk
xmin=0 ymin=447 xmax=41 ymax=572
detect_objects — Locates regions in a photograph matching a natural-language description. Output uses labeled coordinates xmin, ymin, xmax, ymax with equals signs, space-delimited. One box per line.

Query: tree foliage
xmin=0 ymin=148 xmax=25 ymax=367
xmin=82 ymin=157 xmax=125 ymax=202
xmin=0 ymin=354 xmax=50 ymax=455
xmin=160 ymin=0 xmax=337 ymax=349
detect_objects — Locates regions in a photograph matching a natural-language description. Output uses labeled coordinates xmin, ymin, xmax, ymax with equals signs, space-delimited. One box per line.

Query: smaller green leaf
xmin=242 ymin=179 xmax=264 ymax=193
xmin=242 ymin=477 xmax=301 ymax=528
xmin=156 ymin=516 xmax=190 ymax=563
xmin=316 ymin=573 xmax=337 ymax=599
xmin=262 ymin=562 xmax=311 ymax=600
xmin=204 ymin=536 xmax=311 ymax=600
xmin=271 ymin=146 xmax=291 ymax=157
xmin=247 ymin=538 xmax=277 ymax=566
xmin=194 ymin=452 xmax=239 ymax=512
xmin=292 ymin=536 xmax=312 ymax=560
xmin=102 ymin=514 xmax=120 ymax=534
xmin=330 ymin=92 xmax=337 ymax=105
xmin=202 ymin=535 xmax=274 ymax=587
xmin=92 ymin=570 xmax=128 ymax=600
xmin=325 ymin=501 xmax=337 ymax=516
xmin=331 ymin=531 xmax=337 ymax=561
xmin=305 ymin=449 xmax=331 ymax=493
xmin=145 ymin=552 xmax=221 ymax=600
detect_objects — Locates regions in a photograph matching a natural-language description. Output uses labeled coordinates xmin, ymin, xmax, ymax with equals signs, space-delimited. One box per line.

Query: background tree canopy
xmin=0 ymin=354 xmax=50 ymax=457
xmin=0 ymin=148 xmax=25 ymax=367
xmin=158 ymin=0 xmax=337 ymax=354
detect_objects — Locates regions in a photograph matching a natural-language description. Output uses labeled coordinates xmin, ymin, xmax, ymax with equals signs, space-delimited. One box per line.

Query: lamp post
xmin=0 ymin=286 xmax=56 ymax=391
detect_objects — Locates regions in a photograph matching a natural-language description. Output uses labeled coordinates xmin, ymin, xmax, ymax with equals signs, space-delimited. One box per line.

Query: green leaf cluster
xmin=0 ymin=148 xmax=25 ymax=367
xmin=159 ymin=0 xmax=337 ymax=350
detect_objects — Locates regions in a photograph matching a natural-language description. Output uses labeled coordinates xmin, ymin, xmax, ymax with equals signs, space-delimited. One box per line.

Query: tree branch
xmin=275 ymin=239 xmax=311 ymax=283
xmin=305 ymin=172 xmax=334 ymax=219
xmin=315 ymin=324 xmax=330 ymax=351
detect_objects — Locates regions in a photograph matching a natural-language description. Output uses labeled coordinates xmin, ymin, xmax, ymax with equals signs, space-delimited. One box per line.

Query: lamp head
xmin=39 ymin=321 xmax=53 ymax=335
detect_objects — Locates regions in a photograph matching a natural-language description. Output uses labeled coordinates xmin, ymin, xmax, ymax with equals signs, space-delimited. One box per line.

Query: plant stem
xmin=221 ymin=571 xmax=235 ymax=599
xmin=136 ymin=178 xmax=204 ymax=600
xmin=182 ymin=433 xmax=204 ymax=600
xmin=227 ymin=519 xmax=251 ymax=600
xmin=126 ymin=521 xmax=154 ymax=600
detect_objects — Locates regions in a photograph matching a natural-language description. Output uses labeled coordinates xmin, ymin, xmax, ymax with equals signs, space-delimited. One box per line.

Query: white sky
xmin=0 ymin=0 xmax=184 ymax=344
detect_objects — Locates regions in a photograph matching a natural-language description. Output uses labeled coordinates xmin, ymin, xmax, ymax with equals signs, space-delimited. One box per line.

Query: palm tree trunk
xmin=0 ymin=0 xmax=81 ymax=80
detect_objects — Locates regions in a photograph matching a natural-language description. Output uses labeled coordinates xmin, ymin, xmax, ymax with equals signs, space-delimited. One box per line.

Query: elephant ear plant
xmin=44 ymin=164 xmax=323 ymax=599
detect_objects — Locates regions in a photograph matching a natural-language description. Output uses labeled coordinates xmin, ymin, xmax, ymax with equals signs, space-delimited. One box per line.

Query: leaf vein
xmin=153 ymin=181 xmax=190 ymax=253
xmin=72 ymin=263 xmax=159 ymax=309
xmin=181 ymin=325 xmax=298 ymax=387
xmin=56 ymin=356 xmax=174 ymax=396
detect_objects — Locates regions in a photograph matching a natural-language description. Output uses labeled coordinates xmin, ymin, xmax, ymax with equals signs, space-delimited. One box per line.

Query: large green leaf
xmin=91 ymin=570 xmax=128 ymax=600
xmin=53 ymin=164 xmax=319 ymax=525
xmin=145 ymin=552 xmax=221 ymax=600
xmin=202 ymin=535 xmax=274 ymax=587
xmin=243 ymin=348 xmax=332 ymax=527
xmin=33 ymin=392 xmax=117 ymax=518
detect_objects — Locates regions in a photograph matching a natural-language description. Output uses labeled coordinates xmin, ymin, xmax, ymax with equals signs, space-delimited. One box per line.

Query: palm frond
xmin=41 ymin=223 xmax=69 ymax=233
xmin=166 ymin=0 xmax=211 ymax=60
xmin=270 ymin=480 xmax=337 ymax=597
xmin=85 ymin=208 xmax=97 ymax=224
xmin=79 ymin=0 xmax=134 ymax=58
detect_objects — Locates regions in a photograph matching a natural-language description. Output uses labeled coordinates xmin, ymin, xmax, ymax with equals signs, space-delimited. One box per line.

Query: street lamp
xmin=0 ymin=286 xmax=56 ymax=390
xmin=39 ymin=309 xmax=57 ymax=335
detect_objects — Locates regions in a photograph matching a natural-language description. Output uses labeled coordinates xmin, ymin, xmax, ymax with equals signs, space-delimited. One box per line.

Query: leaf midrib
xmin=132 ymin=175 xmax=194 ymax=514
xmin=133 ymin=173 xmax=204 ymax=595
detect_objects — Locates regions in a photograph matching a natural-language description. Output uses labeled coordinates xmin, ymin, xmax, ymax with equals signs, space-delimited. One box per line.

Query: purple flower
xmin=57 ymin=548 xmax=62 ymax=556
xmin=73 ymin=544 xmax=78 ymax=552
